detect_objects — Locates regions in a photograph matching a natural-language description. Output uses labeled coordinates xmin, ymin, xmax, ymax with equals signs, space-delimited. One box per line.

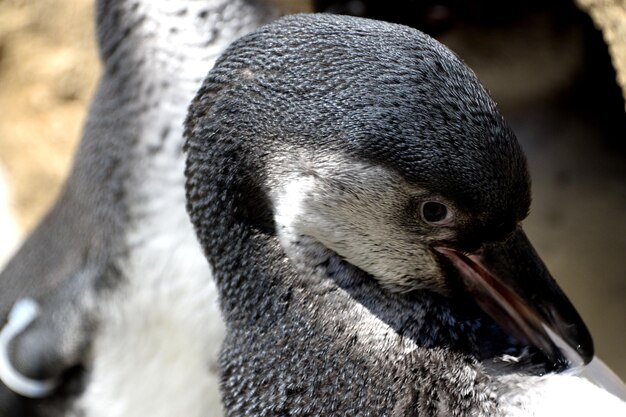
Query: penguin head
xmin=185 ymin=13 xmax=591 ymax=366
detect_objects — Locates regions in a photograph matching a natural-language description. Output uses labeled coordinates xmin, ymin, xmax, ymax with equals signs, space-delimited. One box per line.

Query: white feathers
xmin=544 ymin=325 xmax=626 ymax=402
xmin=579 ymin=357 xmax=626 ymax=403
xmin=69 ymin=1 xmax=276 ymax=415
xmin=270 ymin=154 xmax=449 ymax=292
xmin=75 ymin=223 xmax=224 ymax=417
xmin=499 ymin=372 xmax=626 ymax=417
xmin=496 ymin=322 xmax=626 ymax=414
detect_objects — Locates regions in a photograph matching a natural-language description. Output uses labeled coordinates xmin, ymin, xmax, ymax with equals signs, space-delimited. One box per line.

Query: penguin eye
xmin=420 ymin=201 xmax=452 ymax=226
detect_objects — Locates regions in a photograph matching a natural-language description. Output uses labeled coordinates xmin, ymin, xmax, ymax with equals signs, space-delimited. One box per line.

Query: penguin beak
xmin=435 ymin=227 xmax=594 ymax=366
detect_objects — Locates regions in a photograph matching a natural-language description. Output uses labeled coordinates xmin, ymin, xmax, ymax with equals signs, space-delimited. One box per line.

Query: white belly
xmin=75 ymin=183 xmax=225 ymax=417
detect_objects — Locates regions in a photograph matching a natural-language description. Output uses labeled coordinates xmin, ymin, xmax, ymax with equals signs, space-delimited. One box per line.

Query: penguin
xmin=184 ymin=14 xmax=626 ymax=416
xmin=0 ymin=1 xmax=277 ymax=416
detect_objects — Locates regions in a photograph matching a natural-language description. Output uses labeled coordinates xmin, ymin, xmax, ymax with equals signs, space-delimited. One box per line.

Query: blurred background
xmin=0 ymin=0 xmax=624 ymax=380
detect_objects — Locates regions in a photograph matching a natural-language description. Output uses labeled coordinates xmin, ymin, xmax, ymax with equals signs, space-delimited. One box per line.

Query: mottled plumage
xmin=185 ymin=14 xmax=625 ymax=416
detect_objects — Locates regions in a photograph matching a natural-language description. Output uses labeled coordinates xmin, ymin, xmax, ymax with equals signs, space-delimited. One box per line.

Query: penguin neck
xmin=193 ymin=158 xmax=512 ymax=416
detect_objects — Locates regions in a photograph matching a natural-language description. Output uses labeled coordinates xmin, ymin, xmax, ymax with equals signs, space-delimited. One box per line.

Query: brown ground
xmin=0 ymin=0 xmax=99 ymax=232
xmin=577 ymin=0 xmax=626 ymax=108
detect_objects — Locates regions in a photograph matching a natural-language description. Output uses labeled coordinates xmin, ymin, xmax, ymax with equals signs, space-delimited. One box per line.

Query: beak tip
xmin=577 ymin=337 xmax=595 ymax=366
xmin=546 ymin=308 xmax=595 ymax=366
xmin=435 ymin=235 xmax=595 ymax=371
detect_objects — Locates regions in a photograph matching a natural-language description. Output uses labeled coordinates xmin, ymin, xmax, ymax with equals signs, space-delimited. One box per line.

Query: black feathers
xmin=187 ymin=14 xmax=530 ymax=235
